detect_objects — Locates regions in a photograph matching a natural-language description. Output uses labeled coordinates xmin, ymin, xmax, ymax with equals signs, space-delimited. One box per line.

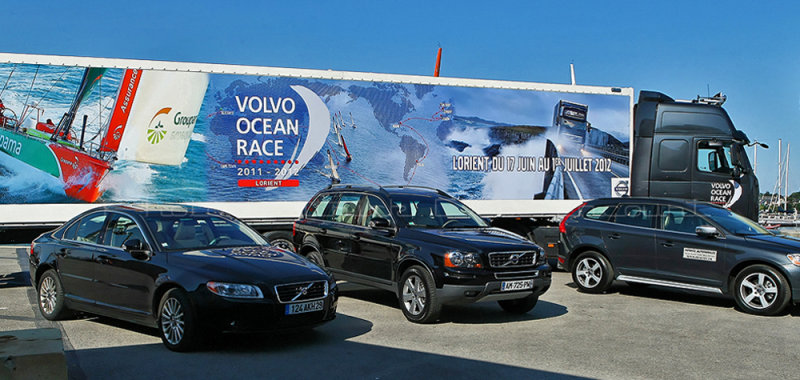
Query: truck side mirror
xmin=732 ymin=165 xmax=742 ymax=178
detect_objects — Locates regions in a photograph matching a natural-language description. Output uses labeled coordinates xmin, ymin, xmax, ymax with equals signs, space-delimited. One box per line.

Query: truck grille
xmin=488 ymin=251 xmax=536 ymax=268
xmin=274 ymin=281 xmax=328 ymax=303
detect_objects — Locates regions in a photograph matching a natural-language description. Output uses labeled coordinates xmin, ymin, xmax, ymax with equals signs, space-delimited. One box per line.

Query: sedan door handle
xmin=608 ymin=233 xmax=621 ymax=240
xmin=660 ymin=241 xmax=674 ymax=248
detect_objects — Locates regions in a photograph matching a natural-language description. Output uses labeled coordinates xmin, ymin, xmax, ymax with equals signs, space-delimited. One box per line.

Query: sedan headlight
xmin=787 ymin=254 xmax=800 ymax=266
xmin=444 ymin=251 xmax=482 ymax=268
xmin=206 ymin=281 xmax=264 ymax=299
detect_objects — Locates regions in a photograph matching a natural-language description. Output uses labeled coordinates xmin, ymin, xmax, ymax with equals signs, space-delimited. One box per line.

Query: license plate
xmin=285 ymin=300 xmax=324 ymax=315
xmin=501 ymin=279 xmax=534 ymax=291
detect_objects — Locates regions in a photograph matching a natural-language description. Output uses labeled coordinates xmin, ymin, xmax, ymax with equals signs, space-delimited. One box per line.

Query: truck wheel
xmin=38 ymin=269 xmax=70 ymax=320
xmin=265 ymin=231 xmax=295 ymax=252
xmin=733 ymin=264 xmax=791 ymax=316
xmin=158 ymin=288 xmax=200 ymax=352
xmin=571 ymin=251 xmax=614 ymax=293
xmin=398 ymin=266 xmax=441 ymax=324
xmin=498 ymin=294 xmax=538 ymax=314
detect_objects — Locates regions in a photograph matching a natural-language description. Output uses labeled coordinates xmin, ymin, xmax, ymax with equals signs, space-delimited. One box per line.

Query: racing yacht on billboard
xmin=0 ymin=66 xmax=209 ymax=203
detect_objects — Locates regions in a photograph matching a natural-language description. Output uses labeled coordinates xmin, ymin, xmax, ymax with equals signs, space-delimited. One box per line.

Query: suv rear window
xmin=583 ymin=205 xmax=614 ymax=221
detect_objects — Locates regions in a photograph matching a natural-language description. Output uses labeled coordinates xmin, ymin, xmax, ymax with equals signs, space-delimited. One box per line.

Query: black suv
xmin=558 ymin=197 xmax=800 ymax=316
xmin=293 ymin=185 xmax=551 ymax=323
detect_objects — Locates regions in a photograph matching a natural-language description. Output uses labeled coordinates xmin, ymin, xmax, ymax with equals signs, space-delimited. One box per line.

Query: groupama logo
xmin=145 ymin=107 xmax=200 ymax=145
xmin=146 ymin=107 xmax=171 ymax=145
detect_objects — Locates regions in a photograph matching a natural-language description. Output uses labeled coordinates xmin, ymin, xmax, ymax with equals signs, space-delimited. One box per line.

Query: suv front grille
xmin=488 ymin=251 xmax=536 ymax=268
xmin=274 ymin=281 xmax=328 ymax=303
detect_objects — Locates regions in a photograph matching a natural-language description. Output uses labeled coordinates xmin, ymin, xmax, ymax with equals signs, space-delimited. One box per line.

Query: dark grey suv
xmin=558 ymin=197 xmax=800 ymax=316
xmin=294 ymin=185 xmax=552 ymax=323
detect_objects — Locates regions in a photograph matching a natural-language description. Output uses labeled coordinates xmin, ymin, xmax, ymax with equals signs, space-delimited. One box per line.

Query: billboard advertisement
xmin=0 ymin=62 xmax=631 ymax=205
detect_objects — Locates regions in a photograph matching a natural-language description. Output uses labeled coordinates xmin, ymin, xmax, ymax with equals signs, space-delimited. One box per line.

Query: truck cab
xmin=630 ymin=91 xmax=759 ymax=220
xmin=554 ymin=100 xmax=589 ymax=146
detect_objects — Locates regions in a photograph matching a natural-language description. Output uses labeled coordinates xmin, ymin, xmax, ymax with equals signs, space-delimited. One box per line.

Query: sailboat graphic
xmin=0 ymin=67 xmax=209 ymax=202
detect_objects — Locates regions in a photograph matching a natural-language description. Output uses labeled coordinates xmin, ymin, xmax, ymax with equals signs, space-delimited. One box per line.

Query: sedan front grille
xmin=488 ymin=251 xmax=536 ymax=268
xmin=274 ymin=281 xmax=328 ymax=303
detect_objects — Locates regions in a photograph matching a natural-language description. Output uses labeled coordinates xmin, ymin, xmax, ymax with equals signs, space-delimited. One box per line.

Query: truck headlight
xmin=206 ymin=281 xmax=264 ymax=299
xmin=444 ymin=251 xmax=482 ymax=268
xmin=787 ymin=254 xmax=800 ymax=266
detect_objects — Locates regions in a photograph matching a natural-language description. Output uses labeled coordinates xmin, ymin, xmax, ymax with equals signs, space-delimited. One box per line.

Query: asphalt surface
xmin=3 ymin=245 xmax=799 ymax=379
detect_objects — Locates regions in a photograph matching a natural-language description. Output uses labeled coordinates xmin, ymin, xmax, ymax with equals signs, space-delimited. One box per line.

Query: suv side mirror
xmin=368 ymin=217 xmax=393 ymax=229
xmin=124 ymin=239 xmax=151 ymax=260
xmin=695 ymin=225 xmax=720 ymax=238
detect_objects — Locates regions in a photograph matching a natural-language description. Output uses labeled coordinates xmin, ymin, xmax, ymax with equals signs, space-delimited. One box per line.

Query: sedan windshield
xmin=145 ymin=214 xmax=268 ymax=251
xmin=390 ymin=195 xmax=488 ymax=228
xmin=698 ymin=206 xmax=770 ymax=236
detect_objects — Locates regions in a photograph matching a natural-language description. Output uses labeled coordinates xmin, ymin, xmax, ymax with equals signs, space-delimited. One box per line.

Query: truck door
xmin=648 ymin=137 xmax=692 ymax=198
xmin=691 ymin=139 xmax=740 ymax=208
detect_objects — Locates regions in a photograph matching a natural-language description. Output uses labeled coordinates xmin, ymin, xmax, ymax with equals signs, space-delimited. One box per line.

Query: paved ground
xmin=3 ymin=245 xmax=799 ymax=379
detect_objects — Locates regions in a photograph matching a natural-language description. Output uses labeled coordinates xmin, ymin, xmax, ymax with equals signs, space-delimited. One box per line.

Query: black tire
xmin=732 ymin=264 xmax=791 ymax=316
xmin=498 ymin=294 xmax=538 ymax=314
xmin=571 ymin=251 xmax=614 ymax=293
xmin=398 ymin=266 xmax=441 ymax=323
xmin=265 ymin=231 xmax=295 ymax=252
xmin=305 ymin=249 xmax=326 ymax=268
xmin=158 ymin=288 xmax=200 ymax=352
xmin=37 ymin=269 xmax=70 ymax=320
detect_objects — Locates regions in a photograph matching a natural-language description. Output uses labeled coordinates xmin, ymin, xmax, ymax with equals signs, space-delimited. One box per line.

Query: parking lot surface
xmin=2 ymin=245 xmax=798 ymax=379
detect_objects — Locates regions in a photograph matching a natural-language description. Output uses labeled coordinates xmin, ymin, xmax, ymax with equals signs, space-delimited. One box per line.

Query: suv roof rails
xmin=382 ymin=185 xmax=452 ymax=198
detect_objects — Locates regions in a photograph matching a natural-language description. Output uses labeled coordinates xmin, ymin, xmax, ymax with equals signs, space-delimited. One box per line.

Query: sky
xmin=2 ymin=0 xmax=798 ymax=194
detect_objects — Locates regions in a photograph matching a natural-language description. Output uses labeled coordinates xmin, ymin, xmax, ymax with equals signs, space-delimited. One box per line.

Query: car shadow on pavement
xmin=444 ymin=300 xmax=567 ymax=324
xmin=563 ymin=279 xmax=752 ymax=312
xmin=0 ymin=271 xmax=30 ymax=289
xmin=338 ymin=283 xmax=568 ymax=324
xmin=83 ymin=312 xmax=374 ymax=352
xmin=67 ymin=333 xmax=591 ymax=379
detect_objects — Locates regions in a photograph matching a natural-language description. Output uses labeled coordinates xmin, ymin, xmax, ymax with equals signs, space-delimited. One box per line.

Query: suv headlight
xmin=787 ymin=254 xmax=800 ymax=266
xmin=444 ymin=251 xmax=482 ymax=269
xmin=206 ymin=281 xmax=264 ymax=299
xmin=537 ymin=248 xmax=546 ymax=264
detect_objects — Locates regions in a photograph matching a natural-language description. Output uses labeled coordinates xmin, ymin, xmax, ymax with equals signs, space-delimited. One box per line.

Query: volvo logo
xmin=502 ymin=253 xmax=525 ymax=267
xmin=291 ymin=283 xmax=312 ymax=301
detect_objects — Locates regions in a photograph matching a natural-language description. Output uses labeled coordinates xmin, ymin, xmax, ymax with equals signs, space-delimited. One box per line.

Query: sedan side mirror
xmin=124 ymin=239 xmax=151 ymax=260
xmin=368 ymin=217 xmax=392 ymax=229
xmin=695 ymin=225 xmax=720 ymax=238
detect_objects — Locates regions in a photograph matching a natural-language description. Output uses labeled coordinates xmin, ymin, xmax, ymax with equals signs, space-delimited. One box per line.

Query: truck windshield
xmin=390 ymin=195 xmax=488 ymax=228
xmin=697 ymin=206 xmax=769 ymax=235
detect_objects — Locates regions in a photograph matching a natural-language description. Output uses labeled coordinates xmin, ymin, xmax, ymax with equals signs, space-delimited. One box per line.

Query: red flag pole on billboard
xmin=434 ymin=47 xmax=442 ymax=77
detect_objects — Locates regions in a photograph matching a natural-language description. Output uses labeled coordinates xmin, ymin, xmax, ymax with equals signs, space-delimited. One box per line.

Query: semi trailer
xmin=0 ymin=53 xmax=759 ymax=255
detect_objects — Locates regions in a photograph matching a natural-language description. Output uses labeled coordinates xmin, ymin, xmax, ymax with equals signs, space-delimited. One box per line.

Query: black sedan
xmin=558 ymin=197 xmax=800 ymax=316
xmin=29 ymin=204 xmax=337 ymax=351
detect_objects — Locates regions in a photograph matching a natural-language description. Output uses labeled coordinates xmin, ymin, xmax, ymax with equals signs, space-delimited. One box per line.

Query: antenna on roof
xmin=570 ymin=62 xmax=576 ymax=85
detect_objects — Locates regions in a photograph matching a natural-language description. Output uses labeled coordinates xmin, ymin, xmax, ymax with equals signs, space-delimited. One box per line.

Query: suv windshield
xmin=390 ymin=195 xmax=488 ymax=228
xmin=145 ymin=214 xmax=268 ymax=251
xmin=698 ymin=206 xmax=769 ymax=236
